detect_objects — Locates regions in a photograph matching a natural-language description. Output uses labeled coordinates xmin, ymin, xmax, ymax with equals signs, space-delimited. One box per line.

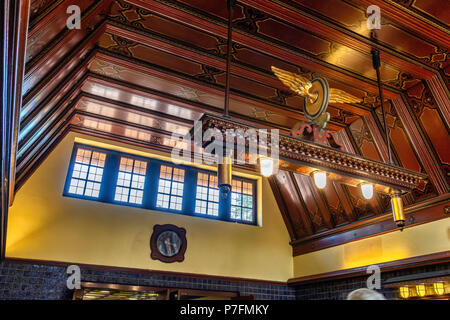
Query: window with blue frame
xmin=231 ymin=179 xmax=255 ymax=222
xmin=64 ymin=143 xmax=257 ymax=225
xmin=114 ymin=157 xmax=147 ymax=205
xmin=67 ymin=147 xmax=106 ymax=198
xmin=195 ymin=172 xmax=219 ymax=216
xmin=156 ymin=165 xmax=185 ymax=211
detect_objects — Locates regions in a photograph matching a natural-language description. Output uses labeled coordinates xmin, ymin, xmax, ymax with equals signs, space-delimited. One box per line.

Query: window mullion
xmin=102 ymin=151 xmax=118 ymax=203
xmin=219 ymin=180 xmax=231 ymax=222
xmin=144 ymin=160 xmax=160 ymax=210
xmin=183 ymin=168 xmax=197 ymax=216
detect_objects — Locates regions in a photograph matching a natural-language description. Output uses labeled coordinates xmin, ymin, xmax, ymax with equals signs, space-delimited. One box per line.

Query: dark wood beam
xmin=125 ymin=0 xmax=400 ymax=98
xmin=334 ymin=129 xmax=358 ymax=154
xmin=84 ymin=71 xmax=295 ymax=132
xmin=21 ymin=26 xmax=102 ymax=121
xmin=103 ymin=22 xmax=371 ymax=118
xmin=356 ymin=0 xmax=449 ymax=47
xmin=392 ymin=96 xmax=448 ymax=195
xmin=1 ymin=0 xmax=30 ymax=259
xmin=80 ymin=92 xmax=195 ymax=126
xmin=427 ymin=74 xmax=450 ymax=128
xmin=24 ymin=0 xmax=109 ymax=95
xmin=363 ymin=112 xmax=390 ymax=163
xmin=241 ymin=0 xmax=436 ymax=76
xmin=18 ymin=89 xmax=83 ymax=159
xmin=93 ymin=49 xmax=346 ymax=129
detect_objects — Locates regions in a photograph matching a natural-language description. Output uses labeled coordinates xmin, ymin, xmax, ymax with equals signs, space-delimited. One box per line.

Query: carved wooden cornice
xmin=194 ymin=113 xmax=427 ymax=193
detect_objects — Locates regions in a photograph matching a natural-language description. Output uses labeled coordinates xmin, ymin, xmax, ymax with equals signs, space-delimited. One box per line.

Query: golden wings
xmin=271 ymin=66 xmax=361 ymax=104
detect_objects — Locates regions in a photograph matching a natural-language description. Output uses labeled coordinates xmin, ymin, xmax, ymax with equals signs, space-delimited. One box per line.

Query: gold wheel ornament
xmin=304 ymin=77 xmax=330 ymax=127
xmin=271 ymin=66 xmax=361 ymax=130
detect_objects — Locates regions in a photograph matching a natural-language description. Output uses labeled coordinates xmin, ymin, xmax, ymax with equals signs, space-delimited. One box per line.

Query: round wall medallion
xmin=304 ymin=76 xmax=329 ymax=121
xmin=150 ymin=224 xmax=187 ymax=263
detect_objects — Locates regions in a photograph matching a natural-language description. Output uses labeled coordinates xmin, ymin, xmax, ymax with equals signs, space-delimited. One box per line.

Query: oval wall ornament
xmin=150 ymin=224 xmax=187 ymax=263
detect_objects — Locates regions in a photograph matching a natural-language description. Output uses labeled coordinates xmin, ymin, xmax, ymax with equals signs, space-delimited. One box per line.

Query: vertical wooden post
xmin=1 ymin=0 xmax=30 ymax=259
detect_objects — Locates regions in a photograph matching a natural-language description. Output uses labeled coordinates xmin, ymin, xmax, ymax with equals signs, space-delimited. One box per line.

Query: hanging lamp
xmin=371 ymin=32 xmax=405 ymax=230
xmin=217 ymin=0 xmax=236 ymax=218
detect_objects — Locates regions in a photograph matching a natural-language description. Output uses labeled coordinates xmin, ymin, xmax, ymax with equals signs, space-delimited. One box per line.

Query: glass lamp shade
xmin=433 ymin=282 xmax=445 ymax=295
xmin=313 ymin=171 xmax=327 ymax=189
xmin=399 ymin=286 xmax=410 ymax=299
xmin=260 ymin=158 xmax=274 ymax=177
xmin=416 ymin=284 xmax=426 ymax=297
xmin=361 ymin=183 xmax=374 ymax=199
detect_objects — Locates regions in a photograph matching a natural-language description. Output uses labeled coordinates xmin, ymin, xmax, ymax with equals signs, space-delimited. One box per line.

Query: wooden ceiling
xmin=3 ymin=0 xmax=449 ymax=257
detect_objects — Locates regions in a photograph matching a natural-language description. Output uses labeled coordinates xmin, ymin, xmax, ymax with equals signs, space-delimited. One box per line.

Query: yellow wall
xmin=293 ymin=218 xmax=450 ymax=278
xmin=6 ymin=132 xmax=293 ymax=282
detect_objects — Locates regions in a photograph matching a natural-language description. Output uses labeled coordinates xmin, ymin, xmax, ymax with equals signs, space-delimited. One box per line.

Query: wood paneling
xmin=6 ymin=0 xmax=449 ymax=258
xmin=291 ymin=194 xmax=450 ymax=256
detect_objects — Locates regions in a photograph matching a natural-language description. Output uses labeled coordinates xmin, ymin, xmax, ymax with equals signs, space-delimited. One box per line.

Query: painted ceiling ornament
xmin=271 ymin=66 xmax=361 ymax=150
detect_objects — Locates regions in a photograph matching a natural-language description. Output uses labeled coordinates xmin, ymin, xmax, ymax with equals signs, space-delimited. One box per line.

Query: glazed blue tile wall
xmin=294 ymin=262 xmax=450 ymax=300
xmin=0 ymin=260 xmax=448 ymax=300
xmin=0 ymin=261 xmax=295 ymax=300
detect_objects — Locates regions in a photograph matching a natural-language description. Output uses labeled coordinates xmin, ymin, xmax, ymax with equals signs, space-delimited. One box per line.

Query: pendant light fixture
xmin=217 ymin=0 xmax=236 ymax=218
xmin=312 ymin=171 xmax=327 ymax=189
xmin=360 ymin=183 xmax=374 ymax=199
xmin=259 ymin=157 xmax=274 ymax=177
xmin=371 ymin=33 xmax=405 ymax=230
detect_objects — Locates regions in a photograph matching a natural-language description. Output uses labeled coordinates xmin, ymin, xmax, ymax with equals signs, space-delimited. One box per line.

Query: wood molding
xmin=198 ymin=113 xmax=427 ymax=192
xmin=288 ymin=251 xmax=450 ymax=286
xmin=4 ymin=257 xmax=288 ymax=286
xmin=291 ymin=193 xmax=450 ymax=256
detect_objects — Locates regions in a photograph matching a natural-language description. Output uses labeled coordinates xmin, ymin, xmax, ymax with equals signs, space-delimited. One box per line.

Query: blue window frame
xmin=114 ymin=157 xmax=147 ymax=205
xmin=64 ymin=143 xmax=257 ymax=225
xmin=67 ymin=147 xmax=106 ymax=198
xmin=195 ymin=172 xmax=219 ymax=216
xmin=156 ymin=165 xmax=185 ymax=211
xmin=231 ymin=179 xmax=255 ymax=223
